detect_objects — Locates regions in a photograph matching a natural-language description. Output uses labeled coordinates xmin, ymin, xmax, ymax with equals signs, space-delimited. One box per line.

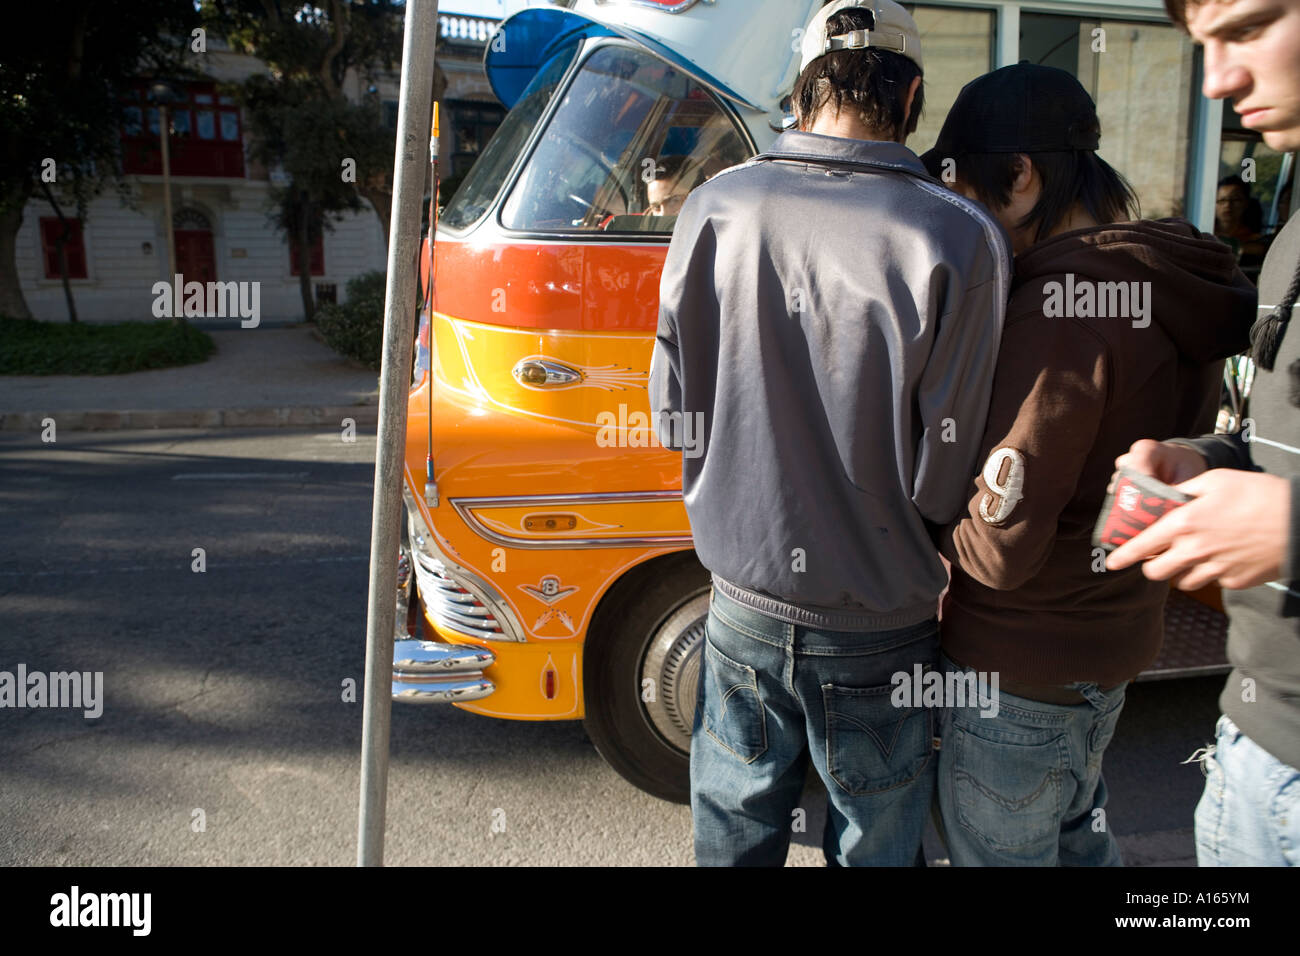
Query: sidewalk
xmin=0 ymin=325 xmax=381 ymax=431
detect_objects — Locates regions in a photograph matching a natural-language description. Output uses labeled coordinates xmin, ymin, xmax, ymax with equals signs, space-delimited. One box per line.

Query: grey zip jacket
xmin=1167 ymin=213 xmax=1300 ymax=770
xmin=649 ymin=130 xmax=1011 ymax=630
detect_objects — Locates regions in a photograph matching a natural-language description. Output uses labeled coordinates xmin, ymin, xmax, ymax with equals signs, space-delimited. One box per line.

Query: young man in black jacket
xmin=1108 ymin=0 xmax=1300 ymax=865
xmin=921 ymin=65 xmax=1254 ymax=866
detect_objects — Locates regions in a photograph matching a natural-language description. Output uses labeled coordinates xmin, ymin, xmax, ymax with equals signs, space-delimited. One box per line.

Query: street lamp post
xmin=160 ymin=104 xmax=175 ymax=284
xmin=149 ymin=82 xmax=185 ymax=324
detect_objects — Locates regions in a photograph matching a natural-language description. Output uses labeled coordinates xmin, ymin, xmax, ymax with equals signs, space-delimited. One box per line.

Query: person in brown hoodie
xmin=920 ymin=64 xmax=1256 ymax=866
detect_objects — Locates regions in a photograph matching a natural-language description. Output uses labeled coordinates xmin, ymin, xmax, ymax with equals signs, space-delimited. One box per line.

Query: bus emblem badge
xmin=520 ymin=574 xmax=579 ymax=605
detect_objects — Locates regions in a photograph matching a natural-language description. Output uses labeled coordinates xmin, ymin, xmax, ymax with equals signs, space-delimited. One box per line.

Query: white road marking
xmin=171 ymin=472 xmax=311 ymax=480
xmin=0 ymin=555 xmax=369 ymax=578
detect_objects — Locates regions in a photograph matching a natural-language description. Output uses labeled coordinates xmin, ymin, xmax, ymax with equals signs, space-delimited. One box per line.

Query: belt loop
xmin=1072 ymin=682 xmax=1109 ymax=711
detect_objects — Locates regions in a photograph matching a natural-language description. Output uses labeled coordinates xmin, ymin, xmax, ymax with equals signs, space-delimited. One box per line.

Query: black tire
xmin=583 ymin=552 xmax=710 ymax=804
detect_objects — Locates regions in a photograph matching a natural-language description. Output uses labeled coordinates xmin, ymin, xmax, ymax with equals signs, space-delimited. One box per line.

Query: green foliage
xmin=210 ymin=1 xmax=405 ymax=231
xmin=0 ymin=318 xmax=215 ymax=375
xmin=315 ymin=271 xmax=386 ymax=369
xmin=0 ymin=1 xmax=203 ymax=319
xmin=207 ymin=0 xmax=402 ymax=86
xmin=240 ymin=73 xmax=368 ymax=266
xmin=0 ymin=0 xmax=201 ymax=219
xmin=203 ymin=1 xmax=410 ymax=318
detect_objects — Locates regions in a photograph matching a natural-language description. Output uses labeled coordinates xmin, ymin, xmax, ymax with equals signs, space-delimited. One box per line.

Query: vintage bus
xmin=391 ymin=0 xmax=1296 ymax=802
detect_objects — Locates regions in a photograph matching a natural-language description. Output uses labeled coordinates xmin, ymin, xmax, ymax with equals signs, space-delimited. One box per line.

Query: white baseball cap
xmin=799 ymin=1 xmax=923 ymax=74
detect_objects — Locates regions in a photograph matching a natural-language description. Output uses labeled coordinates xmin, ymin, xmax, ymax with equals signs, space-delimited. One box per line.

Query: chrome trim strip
xmin=438 ymin=599 xmax=497 ymax=619
xmin=450 ymin=490 xmax=694 ymax=550
xmin=460 ymin=527 xmax=693 ymax=550
xmin=395 ymin=546 xmax=413 ymax=641
xmin=393 ymin=676 xmax=495 ymax=704
xmin=409 ymin=559 xmax=510 ymax=639
xmin=433 ymin=599 xmax=495 ymax=620
xmin=429 ymin=616 xmax=504 ymax=643
xmin=394 ymin=639 xmax=496 ymax=675
xmin=455 ymin=490 xmax=683 ymax=505
xmin=437 ymin=605 xmax=501 ymax=632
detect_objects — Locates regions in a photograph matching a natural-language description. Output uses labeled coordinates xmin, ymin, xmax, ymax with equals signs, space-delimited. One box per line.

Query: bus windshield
xmin=441 ymin=40 xmax=580 ymax=231
xmin=500 ymin=43 xmax=751 ymax=235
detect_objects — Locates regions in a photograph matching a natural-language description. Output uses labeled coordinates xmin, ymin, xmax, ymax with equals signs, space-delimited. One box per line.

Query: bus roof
xmin=484 ymin=0 xmax=823 ymax=116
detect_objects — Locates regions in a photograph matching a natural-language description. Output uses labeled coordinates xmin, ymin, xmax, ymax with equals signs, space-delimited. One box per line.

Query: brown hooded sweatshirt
xmin=938 ymin=218 xmax=1256 ymax=686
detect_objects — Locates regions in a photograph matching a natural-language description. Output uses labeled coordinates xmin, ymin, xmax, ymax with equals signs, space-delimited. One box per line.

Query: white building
xmin=16 ymin=15 xmax=505 ymax=323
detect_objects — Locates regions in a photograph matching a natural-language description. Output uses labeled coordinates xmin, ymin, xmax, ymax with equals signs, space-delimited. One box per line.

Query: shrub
xmin=316 ymin=270 xmax=387 ymax=370
xmin=0 ymin=317 xmax=215 ymax=375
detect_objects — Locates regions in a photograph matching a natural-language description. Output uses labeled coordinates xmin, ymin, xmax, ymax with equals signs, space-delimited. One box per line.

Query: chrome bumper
xmin=391 ymin=553 xmax=497 ymax=703
xmin=387 ymin=494 xmax=499 ymax=702
xmin=392 ymin=637 xmax=496 ymax=703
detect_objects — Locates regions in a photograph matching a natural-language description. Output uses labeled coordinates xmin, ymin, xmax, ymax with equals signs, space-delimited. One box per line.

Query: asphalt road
xmin=0 ymin=428 xmax=1223 ymax=866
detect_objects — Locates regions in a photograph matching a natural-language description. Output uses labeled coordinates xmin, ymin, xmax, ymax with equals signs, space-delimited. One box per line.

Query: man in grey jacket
xmin=649 ymin=0 xmax=1010 ymax=866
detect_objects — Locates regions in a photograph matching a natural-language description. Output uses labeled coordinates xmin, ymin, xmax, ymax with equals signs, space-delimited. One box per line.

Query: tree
xmin=0 ymin=0 xmax=199 ymax=319
xmin=241 ymin=74 xmax=369 ymax=320
xmin=208 ymin=0 xmax=445 ymax=319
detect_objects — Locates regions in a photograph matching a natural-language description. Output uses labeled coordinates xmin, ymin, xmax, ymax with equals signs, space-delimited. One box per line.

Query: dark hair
xmin=654 ymin=155 xmax=696 ymax=184
xmin=1217 ymin=175 xmax=1250 ymax=198
xmin=937 ymin=150 xmax=1139 ymax=242
xmin=1163 ymin=0 xmax=1197 ymax=29
xmin=790 ymin=7 xmax=924 ymax=141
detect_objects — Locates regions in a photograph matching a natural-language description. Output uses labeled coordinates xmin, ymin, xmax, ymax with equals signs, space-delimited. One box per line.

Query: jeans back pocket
xmin=952 ymin=718 xmax=1066 ymax=852
xmin=701 ymin=636 xmax=767 ymax=764
xmin=822 ymin=683 xmax=932 ymax=796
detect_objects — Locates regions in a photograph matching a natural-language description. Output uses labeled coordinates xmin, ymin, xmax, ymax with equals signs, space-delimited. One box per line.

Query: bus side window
xmin=500 ymin=44 xmax=751 ymax=236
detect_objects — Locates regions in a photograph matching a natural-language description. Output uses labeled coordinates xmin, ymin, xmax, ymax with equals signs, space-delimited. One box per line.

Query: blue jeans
xmin=936 ymin=653 xmax=1127 ymax=866
xmin=1194 ymin=714 xmax=1300 ymax=866
xmin=690 ymin=586 xmax=938 ymax=866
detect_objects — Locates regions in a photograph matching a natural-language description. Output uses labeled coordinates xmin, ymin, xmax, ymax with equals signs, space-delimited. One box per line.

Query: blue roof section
xmin=483 ymin=8 xmax=614 ymax=107
xmin=484 ymin=6 xmax=759 ymax=111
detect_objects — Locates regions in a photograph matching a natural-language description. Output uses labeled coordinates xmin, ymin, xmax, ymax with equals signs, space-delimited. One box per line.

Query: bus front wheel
xmin=583 ymin=553 xmax=710 ymax=804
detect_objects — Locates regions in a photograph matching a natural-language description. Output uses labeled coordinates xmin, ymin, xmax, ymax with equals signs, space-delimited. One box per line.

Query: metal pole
xmin=358 ymin=0 xmax=440 ymax=867
xmin=159 ymin=104 xmax=177 ymax=310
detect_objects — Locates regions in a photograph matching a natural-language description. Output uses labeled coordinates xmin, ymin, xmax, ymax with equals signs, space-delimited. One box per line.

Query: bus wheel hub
xmin=640 ymin=592 xmax=709 ymax=755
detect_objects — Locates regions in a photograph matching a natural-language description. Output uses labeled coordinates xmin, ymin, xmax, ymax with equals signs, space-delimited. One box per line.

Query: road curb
xmin=0 ymin=405 xmax=380 ymax=432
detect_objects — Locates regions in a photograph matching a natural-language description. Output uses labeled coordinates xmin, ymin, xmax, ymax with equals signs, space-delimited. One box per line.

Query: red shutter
xmin=289 ymin=234 xmax=325 ymax=276
xmin=40 ymin=218 xmax=87 ymax=279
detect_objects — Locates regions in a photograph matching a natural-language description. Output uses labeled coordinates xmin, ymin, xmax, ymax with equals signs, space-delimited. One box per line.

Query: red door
xmin=174 ymin=230 xmax=216 ymax=284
